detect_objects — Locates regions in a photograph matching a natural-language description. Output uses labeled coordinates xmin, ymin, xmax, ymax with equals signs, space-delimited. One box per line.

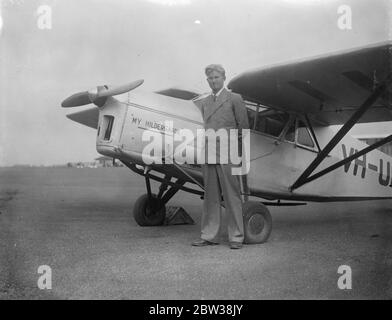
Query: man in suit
xmin=192 ymin=64 xmax=250 ymax=249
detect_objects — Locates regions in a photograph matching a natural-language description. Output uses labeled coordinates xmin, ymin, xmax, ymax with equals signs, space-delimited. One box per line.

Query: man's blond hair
xmin=205 ymin=64 xmax=226 ymax=78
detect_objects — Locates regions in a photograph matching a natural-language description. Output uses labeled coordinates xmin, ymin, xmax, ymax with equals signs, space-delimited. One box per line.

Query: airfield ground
xmin=0 ymin=167 xmax=391 ymax=299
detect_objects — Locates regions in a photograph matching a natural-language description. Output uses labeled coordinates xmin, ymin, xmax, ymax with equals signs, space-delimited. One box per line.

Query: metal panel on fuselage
xmin=119 ymin=92 xmax=204 ymax=166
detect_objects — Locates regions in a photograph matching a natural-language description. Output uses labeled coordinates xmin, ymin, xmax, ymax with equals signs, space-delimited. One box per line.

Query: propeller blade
xmin=61 ymin=79 xmax=144 ymax=108
xmin=61 ymin=91 xmax=92 ymax=108
xmin=97 ymin=79 xmax=144 ymax=98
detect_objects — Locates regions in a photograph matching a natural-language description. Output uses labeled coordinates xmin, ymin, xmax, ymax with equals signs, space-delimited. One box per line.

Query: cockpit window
xmin=245 ymin=102 xmax=290 ymax=138
xmin=255 ymin=111 xmax=289 ymax=137
xmin=297 ymin=120 xmax=314 ymax=148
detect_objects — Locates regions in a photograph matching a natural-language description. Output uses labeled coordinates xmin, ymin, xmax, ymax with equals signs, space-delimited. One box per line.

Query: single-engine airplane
xmin=62 ymin=41 xmax=392 ymax=244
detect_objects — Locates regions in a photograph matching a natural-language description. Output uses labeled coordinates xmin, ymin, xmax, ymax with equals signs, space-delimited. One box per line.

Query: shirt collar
xmin=211 ymin=87 xmax=225 ymax=98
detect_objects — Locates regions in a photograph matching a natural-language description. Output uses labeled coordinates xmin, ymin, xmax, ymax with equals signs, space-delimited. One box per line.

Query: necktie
xmin=213 ymin=94 xmax=217 ymax=102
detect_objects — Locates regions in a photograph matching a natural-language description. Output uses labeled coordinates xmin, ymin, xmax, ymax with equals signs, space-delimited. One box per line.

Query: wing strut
xmin=291 ymin=73 xmax=392 ymax=191
xmin=294 ymin=134 xmax=392 ymax=188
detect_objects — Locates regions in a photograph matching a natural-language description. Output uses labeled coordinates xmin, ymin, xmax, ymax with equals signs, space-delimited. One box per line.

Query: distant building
xmin=64 ymin=156 xmax=123 ymax=168
xmin=67 ymin=161 xmax=97 ymax=168
xmin=95 ymin=156 xmax=123 ymax=167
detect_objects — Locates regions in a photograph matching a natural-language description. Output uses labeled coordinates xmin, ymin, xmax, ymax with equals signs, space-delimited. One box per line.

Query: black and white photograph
xmin=1 ymin=0 xmax=391 ymax=304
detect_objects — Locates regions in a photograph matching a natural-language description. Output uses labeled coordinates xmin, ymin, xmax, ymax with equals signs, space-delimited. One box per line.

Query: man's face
xmin=207 ymin=71 xmax=225 ymax=93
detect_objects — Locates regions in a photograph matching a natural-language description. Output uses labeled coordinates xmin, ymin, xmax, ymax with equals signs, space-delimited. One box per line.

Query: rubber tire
xmin=133 ymin=194 xmax=166 ymax=226
xmin=243 ymin=201 xmax=272 ymax=244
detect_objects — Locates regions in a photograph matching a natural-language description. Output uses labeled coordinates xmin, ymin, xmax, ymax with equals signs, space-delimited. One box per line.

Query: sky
xmin=0 ymin=0 xmax=391 ymax=166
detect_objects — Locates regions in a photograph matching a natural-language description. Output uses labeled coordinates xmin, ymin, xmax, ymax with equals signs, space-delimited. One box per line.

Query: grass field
xmin=1 ymin=167 xmax=391 ymax=299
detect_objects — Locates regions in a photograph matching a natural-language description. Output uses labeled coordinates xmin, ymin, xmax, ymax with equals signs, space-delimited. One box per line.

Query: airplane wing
xmin=66 ymin=107 xmax=99 ymax=129
xmin=155 ymin=87 xmax=200 ymax=100
xmin=228 ymin=41 xmax=392 ymax=125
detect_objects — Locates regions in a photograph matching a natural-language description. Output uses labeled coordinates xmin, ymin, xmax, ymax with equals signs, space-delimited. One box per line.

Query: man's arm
xmin=232 ymin=93 xmax=250 ymax=130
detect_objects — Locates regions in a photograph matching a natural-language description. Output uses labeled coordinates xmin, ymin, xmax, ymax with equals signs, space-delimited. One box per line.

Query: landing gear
xmin=243 ymin=201 xmax=272 ymax=244
xmin=132 ymin=166 xmax=185 ymax=226
xmin=133 ymin=194 xmax=166 ymax=226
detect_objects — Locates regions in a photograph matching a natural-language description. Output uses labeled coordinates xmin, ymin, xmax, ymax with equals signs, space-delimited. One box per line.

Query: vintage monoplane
xmin=61 ymin=41 xmax=392 ymax=244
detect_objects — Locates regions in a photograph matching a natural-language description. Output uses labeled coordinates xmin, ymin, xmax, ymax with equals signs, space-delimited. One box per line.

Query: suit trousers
xmin=201 ymin=164 xmax=244 ymax=243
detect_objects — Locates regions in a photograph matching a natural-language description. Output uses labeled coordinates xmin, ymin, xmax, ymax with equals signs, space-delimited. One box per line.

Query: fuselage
xmin=95 ymin=91 xmax=392 ymax=202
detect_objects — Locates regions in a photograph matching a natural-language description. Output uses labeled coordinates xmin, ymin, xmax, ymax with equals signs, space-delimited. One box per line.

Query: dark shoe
xmin=229 ymin=242 xmax=243 ymax=249
xmin=192 ymin=239 xmax=218 ymax=247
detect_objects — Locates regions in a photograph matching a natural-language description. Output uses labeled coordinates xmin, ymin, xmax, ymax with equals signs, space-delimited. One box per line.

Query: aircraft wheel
xmin=133 ymin=194 xmax=166 ymax=226
xmin=243 ymin=201 xmax=272 ymax=244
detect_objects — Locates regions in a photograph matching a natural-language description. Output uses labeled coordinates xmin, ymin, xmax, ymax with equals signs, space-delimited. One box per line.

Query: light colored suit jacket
xmin=196 ymin=88 xmax=249 ymax=130
xmin=194 ymin=88 xmax=250 ymax=164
